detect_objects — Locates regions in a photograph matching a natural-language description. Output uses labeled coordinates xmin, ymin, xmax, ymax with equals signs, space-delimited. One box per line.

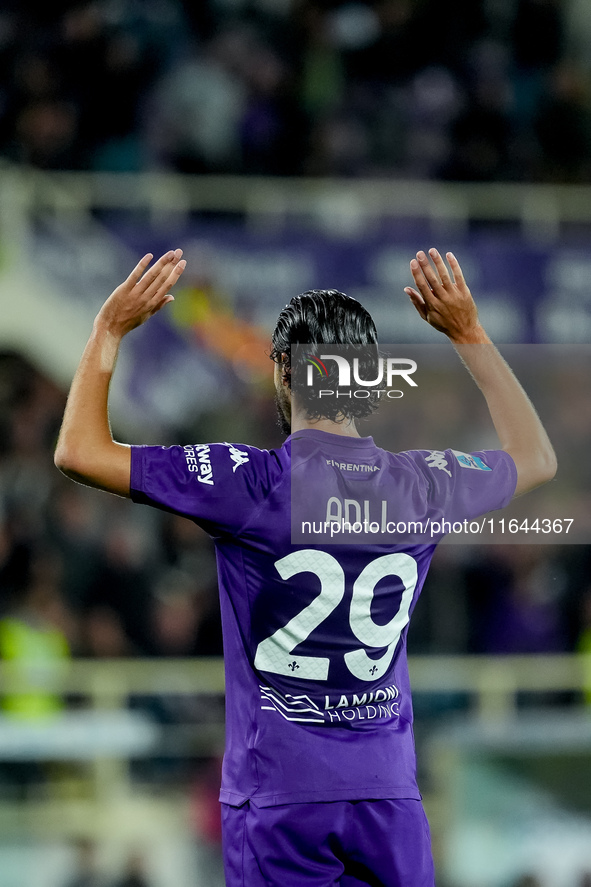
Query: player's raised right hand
xmin=405 ymin=248 xmax=489 ymax=344
xmin=95 ymin=249 xmax=186 ymax=339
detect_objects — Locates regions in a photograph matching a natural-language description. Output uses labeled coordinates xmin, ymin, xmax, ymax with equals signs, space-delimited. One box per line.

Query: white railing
xmin=3 ymin=165 xmax=591 ymax=235
xmin=1 ymin=654 xmax=589 ymax=725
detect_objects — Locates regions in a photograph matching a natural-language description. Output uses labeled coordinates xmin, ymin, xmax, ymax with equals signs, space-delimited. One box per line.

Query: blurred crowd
xmin=0 ymin=351 xmax=225 ymax=682
xmin=1 ymin=0 xmax=591 ymax=182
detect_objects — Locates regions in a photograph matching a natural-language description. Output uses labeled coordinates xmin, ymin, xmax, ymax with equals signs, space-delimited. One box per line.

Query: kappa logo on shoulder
xmin=425 ymin=450 xmax=452 ymax=478
xmin=225 ymin=443 xmax=250 ymax=473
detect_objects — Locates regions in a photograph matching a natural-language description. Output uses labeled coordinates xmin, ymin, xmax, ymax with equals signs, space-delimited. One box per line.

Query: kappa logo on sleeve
xmin=424 ymin=450 xmax=452 ymax=477
xmin=451 ymin=450 xmax=492 ymax=471
xmin=225 ymin=443 xmax=250 ymax=473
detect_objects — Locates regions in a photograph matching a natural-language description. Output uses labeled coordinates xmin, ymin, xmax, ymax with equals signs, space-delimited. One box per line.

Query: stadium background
xmin=1 ymin=1 xmax=591 ymax=885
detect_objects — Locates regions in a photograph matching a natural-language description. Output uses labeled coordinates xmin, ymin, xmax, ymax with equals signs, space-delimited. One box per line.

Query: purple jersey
xmin=130 ymin=430 xmax=516 ymax=807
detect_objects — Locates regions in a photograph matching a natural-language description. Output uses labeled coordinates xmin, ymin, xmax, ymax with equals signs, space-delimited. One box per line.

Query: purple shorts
xmin=222 ymin=797 xmax=435 ymax=887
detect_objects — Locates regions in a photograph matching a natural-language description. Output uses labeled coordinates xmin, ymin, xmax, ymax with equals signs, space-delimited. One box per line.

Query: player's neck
xmin=290 ymin=415 xmax=361 ymax=437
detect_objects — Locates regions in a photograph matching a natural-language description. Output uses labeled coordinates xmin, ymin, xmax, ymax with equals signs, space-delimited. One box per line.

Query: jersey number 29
xmin=254 ymin=550 xmax=417 ymax=683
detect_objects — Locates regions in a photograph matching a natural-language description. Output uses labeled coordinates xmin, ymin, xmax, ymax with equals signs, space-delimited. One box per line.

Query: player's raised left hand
xmin=405 ymin=248 xmax=489 ymax=344
xmin=95 ymin=249 xmax=186 ymax=339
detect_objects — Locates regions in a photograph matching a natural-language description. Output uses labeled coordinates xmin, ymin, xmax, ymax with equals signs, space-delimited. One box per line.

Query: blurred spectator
xmin=533 ymin=61 xmax=591 ymax=182
xmin=109 ymin=850 xmax=153 ymax=887
xmin=150 ymin=569 xmax=203 ymax=657
xmin=403 ymin=66 xmax=462 ymax=178
xmin=464 ymin=545 xmax=569 ymax=655
xmin=48 ymin=483 xmax=103 ymax=613
xmin=11 ymin=97 xmax=79 ymax=169
xmin=157 ymin=518 xmax=222 ymax=658
xmin=146 ymin=32 xmax=247 ymax=173
xmin=0 ymin=520 xmax=30 ymax=613
xmin=441 ymin=74 xmax=511 ymax=181
xmin=82 ymin=604 xmax=137 ymax=658
xmin=297 ymin=2 xmax=346 ymax=122
xmin=305 ymin=110 xmax=370 ymax=176
xmin=343 ymin=0 xmax=422 ymax=86
xmin=238 ymin=32 xmax=305 ymax=175
xmin=85 ymin=519 xmax=155 ymax=654
xmin=511 ymin=0 xmax=565 ymax=127
xmin=0 ymin=352 xmax=64 ymax=540
xmin=0 ymin=547 xmax=72 ymax=718
xmin=63 ymin=838 xmax=105 ymax=887
xmin=169 ymin=268 xmax=272 ymax=382
xmin=190 ymin=757 xmax=225 ymax=887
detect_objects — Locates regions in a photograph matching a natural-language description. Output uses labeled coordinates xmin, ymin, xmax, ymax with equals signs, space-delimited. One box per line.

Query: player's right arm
xmin=54 ymin=250 xmax=186 ymax=497
xmin=405 ymin=248 xmax=557 ymax=497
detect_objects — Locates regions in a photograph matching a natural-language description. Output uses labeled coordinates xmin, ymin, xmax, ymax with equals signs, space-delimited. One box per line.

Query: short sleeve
xmin=408 ymin=447 xmax=517 ymax=523
xmin=130 ymin=442 xmax=277 ymax=537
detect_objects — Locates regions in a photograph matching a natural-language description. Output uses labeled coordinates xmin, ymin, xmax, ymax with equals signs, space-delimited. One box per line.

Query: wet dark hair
xmin=270 ymin=289 xmax=380 ymax=422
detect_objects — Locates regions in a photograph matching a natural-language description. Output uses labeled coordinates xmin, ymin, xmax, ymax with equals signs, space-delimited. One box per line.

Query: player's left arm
xmin=54 ymin=250 xmax=186 ymax=497
xmin=405 ymin=249 xmax=557 ymax=497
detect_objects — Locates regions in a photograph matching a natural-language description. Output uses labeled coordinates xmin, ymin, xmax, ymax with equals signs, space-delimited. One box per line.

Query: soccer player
xmin=55 ymin=247 xmax=556 ymax=886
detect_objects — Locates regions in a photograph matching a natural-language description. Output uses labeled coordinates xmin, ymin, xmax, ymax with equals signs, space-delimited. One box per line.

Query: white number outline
xmin=254 ymin=550 xmax=345 ymax=680
xmin=345 ymin=553 xmax=417 ymax=680
xmin=253 ymin=550 xmax=418 ymax=682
